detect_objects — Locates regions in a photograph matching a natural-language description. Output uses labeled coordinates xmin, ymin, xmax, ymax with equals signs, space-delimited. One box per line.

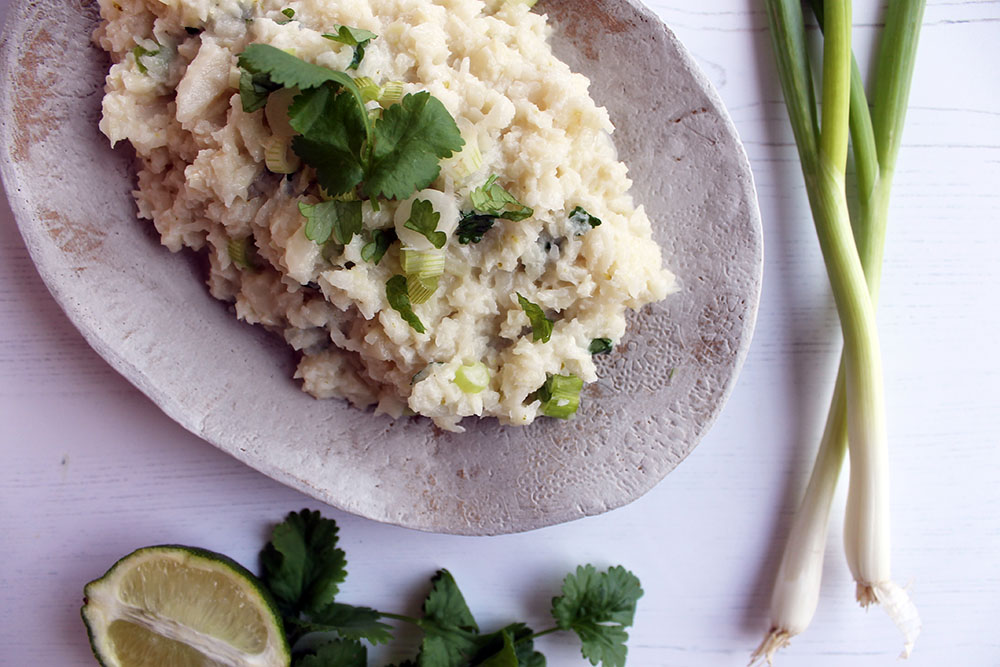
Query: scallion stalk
xmin=752 ymin=0 xmax=924 ymax=662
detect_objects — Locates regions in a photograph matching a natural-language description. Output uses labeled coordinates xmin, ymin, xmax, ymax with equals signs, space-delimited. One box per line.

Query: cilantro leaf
xmin=365 ymin=92 xmax=464 ymax=200
xmin=551 ymin=565 xmax=643 ymax=667
xmin=417 ymin=569 xmax=479 ymax=667
xmin=239 ymin=69 xmax=280 ymax=112
xmin=281 ymin=7 xmax=295 ymax=18
xmin=568 ymin=206 xmax=602 ymax=234
xmin=588 ymin=338 xmax=613 ymax=355
xmin=289 ymin=602 xmax=394 ymax=645
xmin=404 ymin=199 xmax=446 ymax=249
xmin=239 ymin=44 xmax=358 ymax=92
xmin=386 ymin=275 xmax=425 ymax=333
xmin=468 ymin=623 xmax=545 ymax=667
xmin=289 ymin=85 xmax=368 ymax=197
xmin=323 ymin=25 xmax=378 ymax=70
xmin=295 ymin=638 xmax=367 ymax=667
xmin=472 ymin=629 xmax=517 ymax=667
xmin=516 ymin=293 xmax=553 ymax=343
xmin=259 ymin=509 xmax=348 ymax=618
xmin=298 ymin=200 xmax=363 ymax=245
xmin=362 ymin=228 xmax=397 ymax=264
xmin=455 ymin=213 xmax=496 ymax=245
xmin=470 ymin=175 xmax=533 ymax=221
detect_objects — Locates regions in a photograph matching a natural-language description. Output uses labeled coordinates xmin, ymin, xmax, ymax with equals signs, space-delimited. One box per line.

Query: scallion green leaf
xmin=537 ymin=374 xmax=582 ymax=419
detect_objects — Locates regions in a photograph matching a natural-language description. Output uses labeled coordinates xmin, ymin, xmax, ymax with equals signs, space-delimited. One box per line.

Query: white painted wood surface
xmin=1 ymin=1 xmax=998 ymax=664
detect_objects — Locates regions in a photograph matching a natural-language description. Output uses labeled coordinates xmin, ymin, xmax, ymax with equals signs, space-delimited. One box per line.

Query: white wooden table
xmin=2 ymin=1 xmax=998 ymax=665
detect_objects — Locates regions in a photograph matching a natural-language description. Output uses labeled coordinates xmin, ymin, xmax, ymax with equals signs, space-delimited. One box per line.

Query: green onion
xmin=537 ymin=374 xmax=582 ymax=419
xmin=752 ymin=0 xmax=925 ymax=663
xmin=449 ymin=136 xmax=483 ymax=181
xmin=401 ymin=248 xmax=445 ymax=305
xmin=354 ymin=76 xmax=382 ymax=103
xmin=401 ymin=248 xmax=445 ymax=279
xmin=454 ymin=362 xmax=490 ymax=394
xmin=380 ymin=81 xmax=404 ymax=107
xmin=264 ymin=135 xmax=299 ymax=174
xmin=406 ymin=276 xmax=438 ymax=305
xmin=227 ymin=237 xmax=259 ymax=271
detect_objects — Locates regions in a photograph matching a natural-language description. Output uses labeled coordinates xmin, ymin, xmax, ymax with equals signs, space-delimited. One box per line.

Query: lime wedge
xmin=81 ymin=545 xmax=290 ymax=667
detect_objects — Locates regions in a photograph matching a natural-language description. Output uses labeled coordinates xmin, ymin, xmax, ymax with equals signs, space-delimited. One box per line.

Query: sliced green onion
xmin=380 ymin=81 xmax=404 ymax=107
xmin=450 ymin=139 xmax=483 ymax=181
xmin=454 ymin=362 xmax=490 ymax=394
xmin=401 ymin=248 xmax=445 ymax=279
xmin=354 ymin=76 xmax=381 ymax=103
xmin=401 ymin=248 xmax=445 ymax=305
xmin=227 ymin=237 xmax=258 ymax=271
xmin=264 ymin=87 xmax=297 ymax=138
xmin=264 ymin=135 xmax=300 ymax=174
xmin=406 ymin=275 xmax=438 ymax=305
xmin=537 ymin=374 xmax=582 ymax=419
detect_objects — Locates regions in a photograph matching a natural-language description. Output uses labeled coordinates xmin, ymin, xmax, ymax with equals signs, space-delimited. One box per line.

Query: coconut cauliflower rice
xmin=95 ymin=0 xmax=676 ymax=431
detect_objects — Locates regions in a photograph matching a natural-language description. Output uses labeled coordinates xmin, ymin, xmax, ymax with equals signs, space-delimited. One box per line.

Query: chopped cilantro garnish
xmin=470 ymin=175 xmax=533 ymax=222
xmin=322 ymin=25 xmax=378 ymax=70
xmin=455 ymin=213 xmax=496 ymax=245
xmin=589 ymin=338 xmax=613 ymax=355
xmin=238 ymin=69 xmax=281 ymax=113
xmin=404 ymin=199 xmax=446 ymax=249
xmin=387 ymin=275 xmax=425 ymax=333
xmin=281 ymin=7 xmax=295 ymax=18
xmin=516 ymin=293 xmax=553 ymax=343
xmin=238 ymin=44 xmax=360 ymax=96
xmin=364 ymin=91 xmax=465 ymax=200
xmin=361 ymin=228 xmax=396 ymax=264
xmin=236 ymin=45 xmax=463 ymax=202
xmin=569 ymin=205 xmax=602 ymax=234
xmin=289 ymin=85 xmax=369 ymax=196
xmin=298 ymin=200 xmax=362 ymax=245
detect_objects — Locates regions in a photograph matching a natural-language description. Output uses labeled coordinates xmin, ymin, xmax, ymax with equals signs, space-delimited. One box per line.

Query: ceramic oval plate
xmin=0 ymin=0 xmax=762 ymax=535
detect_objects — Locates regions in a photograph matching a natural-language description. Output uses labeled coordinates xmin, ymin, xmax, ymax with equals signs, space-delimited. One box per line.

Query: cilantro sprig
xmin=237 ymin=44 xmax=463 ymax=201
xmin=255 ymin=509 xmax=642 ymax=667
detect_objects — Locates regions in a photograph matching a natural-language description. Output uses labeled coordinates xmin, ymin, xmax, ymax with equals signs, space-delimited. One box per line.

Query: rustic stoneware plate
xmin=0 ymin=0 xmax=762 ymax=534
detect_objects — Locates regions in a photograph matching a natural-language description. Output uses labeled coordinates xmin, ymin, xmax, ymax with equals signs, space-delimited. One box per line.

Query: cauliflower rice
xmin=95 ymin=0 xmax=676 ymax=431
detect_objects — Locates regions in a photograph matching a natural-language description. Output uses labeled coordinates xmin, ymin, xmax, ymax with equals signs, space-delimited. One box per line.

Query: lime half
xmin=81 ymin=545 xmax=290 ymax=667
